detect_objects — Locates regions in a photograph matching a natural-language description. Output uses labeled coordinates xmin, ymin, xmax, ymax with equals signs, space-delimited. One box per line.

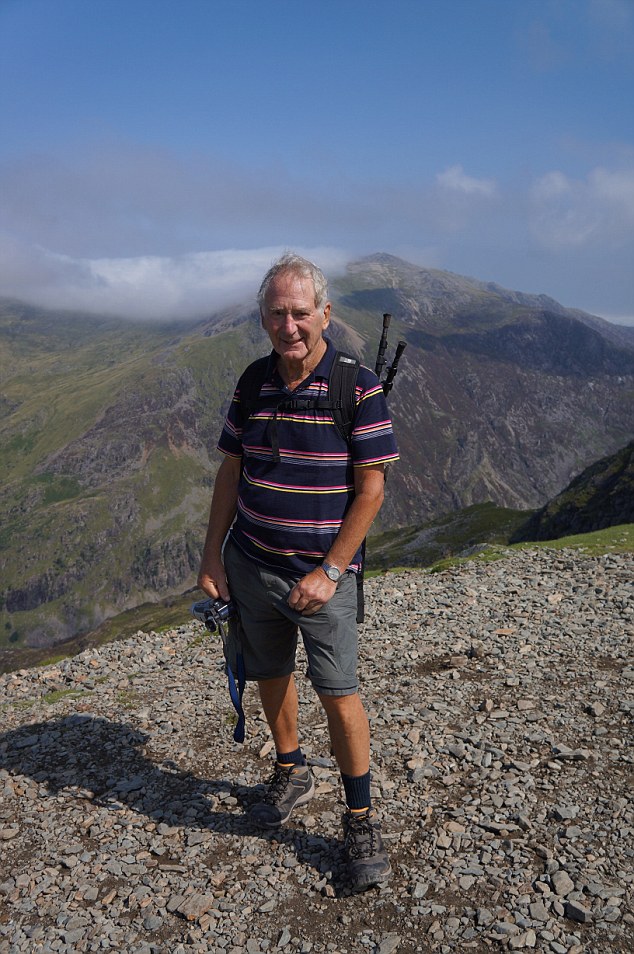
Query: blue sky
xmin=0 ymin=0 xmax=633 ymax=321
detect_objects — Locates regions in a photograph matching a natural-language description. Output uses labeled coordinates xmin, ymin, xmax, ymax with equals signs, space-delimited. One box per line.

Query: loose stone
xmin=0 ymin=549 xmax=631 ymax=954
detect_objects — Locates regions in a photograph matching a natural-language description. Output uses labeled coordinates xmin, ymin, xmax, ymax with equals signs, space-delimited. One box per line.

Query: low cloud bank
xmin=0 ymin=145 xmax=632 ymax=322
xmin=0 ymin=239 xmax=350 ymax=320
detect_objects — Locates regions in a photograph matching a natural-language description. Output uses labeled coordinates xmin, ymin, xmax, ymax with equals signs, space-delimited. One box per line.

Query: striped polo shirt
xmin=217 ymin=338 xmax=399 ymax=576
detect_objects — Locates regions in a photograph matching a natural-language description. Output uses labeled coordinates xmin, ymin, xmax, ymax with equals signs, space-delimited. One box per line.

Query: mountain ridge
xmin=343 ymin=254 xmax=634 ymax=348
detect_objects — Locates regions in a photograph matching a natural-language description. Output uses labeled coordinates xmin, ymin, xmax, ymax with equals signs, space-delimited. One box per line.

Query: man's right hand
xmin=197 ymin=558 xmax=231 ymax=602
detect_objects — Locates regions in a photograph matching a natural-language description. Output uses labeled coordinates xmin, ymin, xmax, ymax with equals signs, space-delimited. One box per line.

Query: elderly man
xmin=197 ymin=252 xmax=399 ymax=890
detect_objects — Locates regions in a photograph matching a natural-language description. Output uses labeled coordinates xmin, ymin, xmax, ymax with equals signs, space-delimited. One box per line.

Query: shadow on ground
xmin=0 ymin=715 xmax=346 ymax=889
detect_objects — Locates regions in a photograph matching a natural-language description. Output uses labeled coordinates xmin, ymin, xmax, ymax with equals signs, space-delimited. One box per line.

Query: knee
xmin=319 ymin=692 xmax=364 ymax=727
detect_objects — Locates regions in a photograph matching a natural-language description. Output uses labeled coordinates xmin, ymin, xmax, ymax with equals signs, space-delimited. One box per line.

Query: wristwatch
xmin=321 ymin=561 xmax=342 ymax=582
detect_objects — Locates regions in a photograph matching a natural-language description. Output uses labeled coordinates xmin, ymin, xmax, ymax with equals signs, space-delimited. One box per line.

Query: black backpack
xmin=237 ymin=349 xmax=367 ymax=621
xmin=238 ymin=350 xmax=360 ymax=450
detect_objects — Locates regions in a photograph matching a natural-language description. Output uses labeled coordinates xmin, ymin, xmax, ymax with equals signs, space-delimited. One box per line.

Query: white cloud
xmin=532 ymin=171 xmax=571 ymax=200
xmin=530 ymin=166 xmax=634 ymax=249
xmin=436 ymin=164 xmax=497 ymax=198
xmin=0 ymin=237 xmax=349 ymax=319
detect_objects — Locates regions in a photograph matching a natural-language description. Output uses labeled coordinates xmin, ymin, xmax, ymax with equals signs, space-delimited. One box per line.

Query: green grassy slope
xmin=0 ymin=302 xmax=267 ymax=650
xmin=365 ymin=501 xmax=529 ymax=569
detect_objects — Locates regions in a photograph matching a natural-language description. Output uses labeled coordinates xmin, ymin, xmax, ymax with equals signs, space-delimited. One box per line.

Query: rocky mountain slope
xmin=1 ymin=255 xmax=633 ymax=650
xmin=1 ymin=548 xmax=632 ymax=953
xmin=511 ymin=441 xmax=634 ymax=543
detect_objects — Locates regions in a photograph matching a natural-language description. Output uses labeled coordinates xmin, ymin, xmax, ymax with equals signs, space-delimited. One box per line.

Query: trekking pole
xmin=358 ymin=316 xmax=406 ymax=625
xmin=374 ymin=313 xmax=391 ymax=379
xmin=382 ymin=339 xmax=407 ymax=395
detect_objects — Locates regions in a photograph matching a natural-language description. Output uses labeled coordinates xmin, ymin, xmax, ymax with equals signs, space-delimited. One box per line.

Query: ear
xmin=322 ymin=302 xmax=331 ymax=329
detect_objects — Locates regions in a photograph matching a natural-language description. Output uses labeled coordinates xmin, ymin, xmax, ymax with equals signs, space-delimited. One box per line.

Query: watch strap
xmin=321 ymin=561 xmax=341 ymax=582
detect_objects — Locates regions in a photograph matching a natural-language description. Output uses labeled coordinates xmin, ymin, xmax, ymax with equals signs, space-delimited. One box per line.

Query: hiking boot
xmin=342 ymin=809 xmax=392 ymax=891
xmin=249 ymin=763 xmax=315 ymax=828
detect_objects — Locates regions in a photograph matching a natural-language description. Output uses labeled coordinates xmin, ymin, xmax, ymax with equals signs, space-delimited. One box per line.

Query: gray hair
xmin=257 ymin=252 xmax=329 ymax=312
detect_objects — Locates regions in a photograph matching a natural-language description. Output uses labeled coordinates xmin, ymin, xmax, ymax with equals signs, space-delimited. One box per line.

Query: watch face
xmin=324 ymin=564 xmax=341 ymax=581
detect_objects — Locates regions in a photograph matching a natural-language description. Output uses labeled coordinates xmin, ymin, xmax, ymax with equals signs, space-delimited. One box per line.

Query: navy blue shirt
xmin=218 ymin=339 xmax=399 ymax=575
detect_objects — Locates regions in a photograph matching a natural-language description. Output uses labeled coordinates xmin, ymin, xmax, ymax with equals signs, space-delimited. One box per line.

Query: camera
xmin=191 ymin=597 xmax=236 ymax=633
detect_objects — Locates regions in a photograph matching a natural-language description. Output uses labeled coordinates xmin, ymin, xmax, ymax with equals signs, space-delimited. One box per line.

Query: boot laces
xmin=345 ymin=813 xmax=378 ymax=859
xmin=263 ymin=764 xmax=293 ymax=805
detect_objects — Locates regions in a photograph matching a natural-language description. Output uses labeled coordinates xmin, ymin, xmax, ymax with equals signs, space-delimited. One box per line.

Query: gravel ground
xmin=0 ymin=547 xmax=632 ymax=954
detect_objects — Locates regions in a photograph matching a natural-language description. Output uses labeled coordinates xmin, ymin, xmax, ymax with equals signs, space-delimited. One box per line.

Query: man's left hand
xmin=288 ymin=568 xmax=337 ymax=615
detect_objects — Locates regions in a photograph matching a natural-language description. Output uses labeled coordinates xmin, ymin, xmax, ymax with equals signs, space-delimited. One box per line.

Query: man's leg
xmin=319 ymin=690 xmax=391 ymax=891
xmin=249 ymin=674 xmax=315 ymax=828
xmin=317 ymin=691 xmax=370 ymax=777
xmin=257 ymin=674 xmax=300 ymax=755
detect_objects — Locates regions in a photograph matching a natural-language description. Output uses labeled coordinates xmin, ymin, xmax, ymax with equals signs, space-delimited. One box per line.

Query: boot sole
xmin=350 ymin=862 xmax=392 ymax=891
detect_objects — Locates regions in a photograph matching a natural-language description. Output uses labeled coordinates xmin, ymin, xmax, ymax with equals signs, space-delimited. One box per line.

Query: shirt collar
xmin=268 ymin=337 xmax=335 ymax=391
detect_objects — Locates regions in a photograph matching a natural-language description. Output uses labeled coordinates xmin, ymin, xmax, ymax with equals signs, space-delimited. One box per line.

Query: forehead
xmin=263 ymin=271 xmax=317 ymax=307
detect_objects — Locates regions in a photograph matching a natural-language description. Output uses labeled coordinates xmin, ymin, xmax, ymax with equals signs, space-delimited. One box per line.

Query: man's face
xmin=261 ymin=271 xmax=331 ymax=368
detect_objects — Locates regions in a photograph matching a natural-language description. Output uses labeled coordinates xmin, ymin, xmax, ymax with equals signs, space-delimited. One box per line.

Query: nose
xmin=280 ymin=312 xmax=297 ymax=333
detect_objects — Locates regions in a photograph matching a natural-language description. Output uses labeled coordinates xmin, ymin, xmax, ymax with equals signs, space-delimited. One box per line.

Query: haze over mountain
xmin=1 ymin=255 xmax=633 ymax=651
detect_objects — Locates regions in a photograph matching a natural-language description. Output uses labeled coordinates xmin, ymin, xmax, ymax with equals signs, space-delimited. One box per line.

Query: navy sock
xmin=276 ymin=747 xmax=306 ymax=767
xmin=341 ymin=770 xmax=372 ymax=812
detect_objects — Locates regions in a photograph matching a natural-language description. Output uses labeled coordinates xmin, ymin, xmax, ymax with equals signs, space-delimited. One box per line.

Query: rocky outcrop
xmin=38 ymin=369 xmax=205 ymax=489
xmin=512 ymin=441 xmax=634 ymax=542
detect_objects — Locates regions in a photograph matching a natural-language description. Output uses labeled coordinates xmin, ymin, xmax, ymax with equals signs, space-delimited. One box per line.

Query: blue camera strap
xmin=218 ymin=621 xmax=246 ymax=743
xmin=226 ymin=650 xmax=246 ymax=743
xmin=191 ymin=598 xmax=247 ymax=743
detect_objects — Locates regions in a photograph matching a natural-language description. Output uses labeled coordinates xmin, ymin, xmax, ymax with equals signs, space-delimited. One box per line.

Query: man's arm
xmin=287 ymin=463 xmax=385 ymax=615
xmin=197 ymin=455 xmax=242 ymax=601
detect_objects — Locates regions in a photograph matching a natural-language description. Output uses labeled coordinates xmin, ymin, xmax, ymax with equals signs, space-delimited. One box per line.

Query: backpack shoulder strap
xmin=327 ymin=351 xmax=365 ymax=623
xmin=239 ymin=350 xmax=360 ymax=441
xmin=329 ymin=351 xmax=360 ymax=445
xmin=237 ymin=355 xmax=270 ymax=421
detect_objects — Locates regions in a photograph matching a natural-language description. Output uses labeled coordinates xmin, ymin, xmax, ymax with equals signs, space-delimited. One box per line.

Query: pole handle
xmin=374 ymin=313 xmax=391 ymax=378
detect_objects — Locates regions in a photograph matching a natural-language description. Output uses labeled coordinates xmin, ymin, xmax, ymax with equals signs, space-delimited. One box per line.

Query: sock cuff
xmin=275 ymin=747 xmax=306 ymax=766
xmin=341 ymin=770 xmax=372 ymax=812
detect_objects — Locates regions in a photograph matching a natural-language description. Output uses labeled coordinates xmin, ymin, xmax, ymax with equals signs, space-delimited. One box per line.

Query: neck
xmin=277 ymin=338 xmax=327 ymax=389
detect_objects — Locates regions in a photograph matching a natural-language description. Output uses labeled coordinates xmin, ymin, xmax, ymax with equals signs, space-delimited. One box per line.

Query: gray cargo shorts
xmin=223 ymin=537 xmax=359 ymax=696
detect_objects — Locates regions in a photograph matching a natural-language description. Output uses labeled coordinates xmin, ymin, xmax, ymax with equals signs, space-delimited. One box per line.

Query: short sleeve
xmin=216 ymin=384 xmax=244 ymax=459
xmin=351 ymin=368 xmax=400 ymax=467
